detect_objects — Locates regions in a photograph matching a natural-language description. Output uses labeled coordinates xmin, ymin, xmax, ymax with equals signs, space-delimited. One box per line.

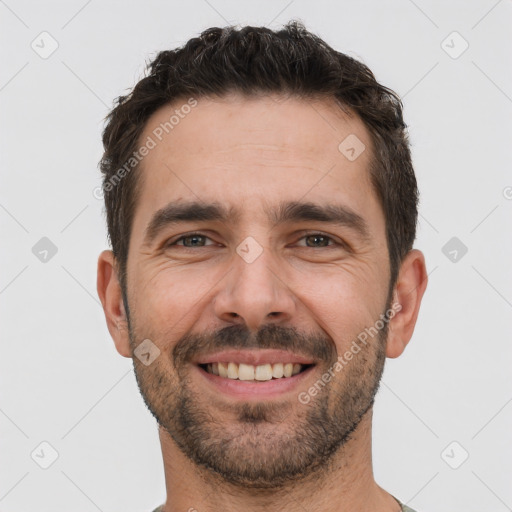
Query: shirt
xmin=150 ymin=496 xmax=417 ymax=511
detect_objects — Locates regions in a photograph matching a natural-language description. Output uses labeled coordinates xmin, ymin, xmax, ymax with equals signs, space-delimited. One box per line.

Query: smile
xmin=199 ymin=362 xmax=313 ymax=381
xmin=194 ymin=350 xmax=317 ymax=400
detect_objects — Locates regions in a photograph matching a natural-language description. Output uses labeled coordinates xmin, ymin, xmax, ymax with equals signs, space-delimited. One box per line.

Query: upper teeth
xmin=205 ymin=362 xmax=303 ymax=380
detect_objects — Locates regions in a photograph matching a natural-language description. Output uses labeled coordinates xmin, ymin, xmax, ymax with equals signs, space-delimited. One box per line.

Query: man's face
xmin=124 ymin=94 xmax=392 ymax=488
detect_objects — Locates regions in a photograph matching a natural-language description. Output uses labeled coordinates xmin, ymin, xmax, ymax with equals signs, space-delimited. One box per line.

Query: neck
xmin=157 ymin=408 xmax=400 ymax=512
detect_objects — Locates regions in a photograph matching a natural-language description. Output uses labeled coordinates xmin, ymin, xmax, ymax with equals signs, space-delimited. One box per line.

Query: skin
xmin=97 ymin=93 xmax=427 ymax=512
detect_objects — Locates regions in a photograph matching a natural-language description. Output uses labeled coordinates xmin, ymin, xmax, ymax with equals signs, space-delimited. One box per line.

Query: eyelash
xmin=167 ymin=232 xmax=345 ymax=249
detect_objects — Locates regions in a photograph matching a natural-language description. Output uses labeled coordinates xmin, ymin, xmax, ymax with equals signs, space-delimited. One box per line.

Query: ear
xmin=96 ymin=250 xmax=132 ymax=358
xmin=385 ymin=249 xmax=428 ymax=359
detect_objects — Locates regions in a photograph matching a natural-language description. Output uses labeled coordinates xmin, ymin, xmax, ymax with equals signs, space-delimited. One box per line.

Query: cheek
xmin=295 ymin=266 xmax=387 ymax=345
xmin=135 ymin=283 xmax=190 ymax=331
xmin=129 ymin=264 xmax=220 ymax=339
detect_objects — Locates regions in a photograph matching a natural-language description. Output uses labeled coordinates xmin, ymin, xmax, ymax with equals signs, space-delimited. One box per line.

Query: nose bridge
xmin=213 ymin=237 xmax=295 ymax=330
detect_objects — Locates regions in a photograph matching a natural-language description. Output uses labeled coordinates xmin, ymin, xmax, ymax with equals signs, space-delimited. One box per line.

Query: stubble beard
xmin=128 ymin=313 xmax=389 ymax=489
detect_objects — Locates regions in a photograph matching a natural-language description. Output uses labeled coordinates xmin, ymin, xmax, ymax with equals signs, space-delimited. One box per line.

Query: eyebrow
xmin=267 ymin=201 xmax=370 ymax=239
xmin=143 ymin=200 xmax=370 ymax=245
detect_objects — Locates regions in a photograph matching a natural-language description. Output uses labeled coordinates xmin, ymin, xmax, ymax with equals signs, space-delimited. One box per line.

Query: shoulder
xmin=392 ymin=495 xmax=418 ymax=512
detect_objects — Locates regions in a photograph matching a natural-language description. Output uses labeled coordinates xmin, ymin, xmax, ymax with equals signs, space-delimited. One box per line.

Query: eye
xmin=296 ymin=233 xmax=337 ymax=248
xmin=168 ymin=233 xmax=216 ymax=248
xmin=165 ymin=232 xmax=347 ymax=251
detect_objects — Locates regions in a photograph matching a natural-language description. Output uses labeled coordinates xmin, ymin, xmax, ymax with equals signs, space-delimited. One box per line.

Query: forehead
xmin=142 ymin=93 xmax=370 ymax=168
xmin=131 ymin=93 xmax=382 ymax=237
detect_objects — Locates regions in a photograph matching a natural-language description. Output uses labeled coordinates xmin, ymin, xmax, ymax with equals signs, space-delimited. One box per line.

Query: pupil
xmin=308 ymin=235 xmax=327 ymax=247
xmin=185 ymin=235 xmax=203 ymax=247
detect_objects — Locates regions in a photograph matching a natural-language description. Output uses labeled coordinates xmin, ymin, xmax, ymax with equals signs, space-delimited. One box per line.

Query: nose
xmin=213 ymin=243 xmax=297 ymax=332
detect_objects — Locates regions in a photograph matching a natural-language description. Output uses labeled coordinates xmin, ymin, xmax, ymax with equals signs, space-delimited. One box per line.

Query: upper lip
xmin=194 ymin=349 xmax=315 ymax=366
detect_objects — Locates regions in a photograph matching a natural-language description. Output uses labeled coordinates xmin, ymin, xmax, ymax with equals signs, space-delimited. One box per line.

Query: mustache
xmin=172 ymin=323 xmax=336 ymax=368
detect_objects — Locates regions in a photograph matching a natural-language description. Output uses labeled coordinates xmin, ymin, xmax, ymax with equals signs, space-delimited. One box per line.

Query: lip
xmin=194 ymin=349 xmax=315 ymax=366
xmin=195 ymin=363 xmax=316 ymax=400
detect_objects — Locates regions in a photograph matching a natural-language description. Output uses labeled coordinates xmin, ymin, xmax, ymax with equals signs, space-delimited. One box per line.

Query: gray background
xmin=1 ymin=0 xmax=511 ymax=511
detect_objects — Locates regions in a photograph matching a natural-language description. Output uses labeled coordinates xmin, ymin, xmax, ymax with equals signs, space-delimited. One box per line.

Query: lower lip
xmin=195 ymin=364 xmax=315 ymax=400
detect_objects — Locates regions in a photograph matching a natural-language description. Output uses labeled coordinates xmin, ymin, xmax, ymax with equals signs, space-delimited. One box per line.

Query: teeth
xmin=218 ymin=362 xmax=228 ymax=378
xmin=272 ymin=363 xmax=284 ymax=378
xmin=204 ymin=362 xmax=306 ymax=380
xmin=227 ymin=362 xmax=238 ymax=379
xmin=238 ymin=363 xmax=255 ymax=381
xmin=255 ymin=364 xmax=273 ymax=381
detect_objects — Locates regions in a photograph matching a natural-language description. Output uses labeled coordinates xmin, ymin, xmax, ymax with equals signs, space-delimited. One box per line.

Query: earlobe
xmin=385 ymin=249 xmax=428 ymax=359
xmin=96 ymin=250 xmax=132 ymax=358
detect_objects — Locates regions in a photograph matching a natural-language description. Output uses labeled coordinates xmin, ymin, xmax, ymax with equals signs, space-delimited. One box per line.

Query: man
xmin=97 ymin=21 xmax=427 ymax=512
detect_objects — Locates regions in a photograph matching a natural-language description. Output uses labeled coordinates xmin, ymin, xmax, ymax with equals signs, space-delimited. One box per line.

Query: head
xmin=97 ymin=21 xmax=427 ymax=488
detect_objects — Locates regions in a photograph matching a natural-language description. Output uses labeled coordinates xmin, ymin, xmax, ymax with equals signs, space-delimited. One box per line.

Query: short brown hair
xmin=99 ymin=20 xmax=418 ymax=294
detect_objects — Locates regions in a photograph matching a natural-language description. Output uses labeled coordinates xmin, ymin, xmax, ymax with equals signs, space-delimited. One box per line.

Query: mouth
xmin=194 ymin=350 xmax=317 ymax=400
xmin=198 ymin=361 xmax=314 ymax=380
